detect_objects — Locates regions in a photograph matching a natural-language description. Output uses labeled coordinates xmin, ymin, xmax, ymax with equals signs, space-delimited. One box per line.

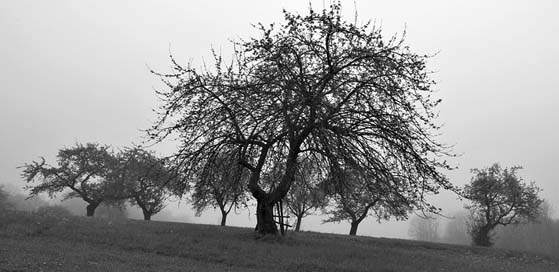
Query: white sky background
xmin=1 ymin=0 xmax=558 ymax=238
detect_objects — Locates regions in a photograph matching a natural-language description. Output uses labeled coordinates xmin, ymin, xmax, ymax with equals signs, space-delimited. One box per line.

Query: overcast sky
xmin=1 ymin=0 xmax=558 ymax=238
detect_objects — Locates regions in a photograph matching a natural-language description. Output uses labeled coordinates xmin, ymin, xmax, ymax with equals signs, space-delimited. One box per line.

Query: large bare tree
xmin=150 ymin=3 xmax=454 ymax=235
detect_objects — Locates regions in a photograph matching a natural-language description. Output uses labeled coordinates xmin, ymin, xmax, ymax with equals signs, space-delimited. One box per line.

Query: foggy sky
xmin=1 ymin=0 xmax=558 ymax=238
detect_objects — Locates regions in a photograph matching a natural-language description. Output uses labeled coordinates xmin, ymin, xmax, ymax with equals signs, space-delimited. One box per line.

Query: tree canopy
xmin=150 ymin=3 xmax=454 ymax=235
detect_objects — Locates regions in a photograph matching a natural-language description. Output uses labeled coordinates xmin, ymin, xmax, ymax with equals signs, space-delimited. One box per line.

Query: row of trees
xmin=21 ymin=142 xmax=405 ymax=234
xmin=21 ymin=3 xmax=545 ymax=243
xmin=21 ymin=143 xmax=544 ymax=243
xmin=21 ymin=143 xmax=179 ymax=220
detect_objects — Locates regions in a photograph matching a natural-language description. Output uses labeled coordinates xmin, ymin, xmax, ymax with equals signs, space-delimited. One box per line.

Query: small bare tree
xmin=191 ymin=147 xmax=249 ymax=226
xmin=21 ymin=143 xmax=120 ymax=217
xmin=464 ymin=163 xmax=542 ymax=247
xmin=116 ymin=147 xmax=180 ymax=221
xmin=322 ymin=159 xmax=410 ymax=236
xmin=285 ymin=158 xmax=327 ymax=232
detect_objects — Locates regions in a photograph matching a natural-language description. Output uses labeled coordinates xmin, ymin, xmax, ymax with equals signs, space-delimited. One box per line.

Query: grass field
xmin=1 ymin=210 xmax=557 ymax=272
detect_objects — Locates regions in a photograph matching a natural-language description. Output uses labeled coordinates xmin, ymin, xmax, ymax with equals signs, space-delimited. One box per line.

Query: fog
xmin=1 ymin=0 xmax=558 ymax=239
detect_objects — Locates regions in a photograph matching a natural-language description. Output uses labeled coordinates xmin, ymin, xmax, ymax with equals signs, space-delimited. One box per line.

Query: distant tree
xmin=149 ymin=3 xmax=455 ymax=235
xmin=190 ymin=147 xmax=249 ymax=226
xmin=464 ymin=163 xmax=543 ymax=247
xmin=0 ymin=185 xmax=13 ymax=210
xmin=441 ymin=210 xmax=470 ymax=245
xmin=495 ymin=200 xmax=559 ymax=256
xmin=285 ymin=158 xmax=327 ymax=232
xmin=323 ymin=161 xmax=410 ymax=236
xmin=408 ymin=215 xmax=440 ymax=242
xmin=116 ymin=147 xmax=180 ymax=221
xmin=21 ymin=143 xmax=120 ymax=217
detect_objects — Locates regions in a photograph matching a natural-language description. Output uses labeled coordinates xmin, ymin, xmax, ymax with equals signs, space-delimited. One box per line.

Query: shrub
xmin=36 ymin=205 xmax=73 ymax=218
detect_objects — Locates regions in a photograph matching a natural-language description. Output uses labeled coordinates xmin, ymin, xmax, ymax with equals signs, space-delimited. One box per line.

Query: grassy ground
xmin=1 ymin=210 xmax=557 ymax=272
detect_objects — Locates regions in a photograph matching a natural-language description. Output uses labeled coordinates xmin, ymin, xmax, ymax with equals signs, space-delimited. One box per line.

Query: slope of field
xmin=1 ymin=210 xmax=557 ymax=272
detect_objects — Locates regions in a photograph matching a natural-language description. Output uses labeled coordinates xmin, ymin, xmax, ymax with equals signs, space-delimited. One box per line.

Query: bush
xmin=0 ymin=185 xmax=13 ymax=210
xmin=36 ymin=205 xmax=73 ymax=218
xmin=95 ymin=203 xmax=128 ymax=221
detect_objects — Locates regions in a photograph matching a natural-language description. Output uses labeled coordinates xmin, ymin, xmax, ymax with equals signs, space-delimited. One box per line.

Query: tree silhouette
xmin=150 ymin=3 xmax=454 ymax=235
xmin=190 ymin=147 xmax=249 ymax=226
xmin=22 ymin=143 xmax=119 ymax=217
xmin=464 ymin=163 xmax=542 ymax=247
xmin=285 ymin=157 xmax=327 ymax=232
xmin=116 ymin=147 xmax=179 ymax=221
xmin=322 ymin=160 xmax=410 ymax=235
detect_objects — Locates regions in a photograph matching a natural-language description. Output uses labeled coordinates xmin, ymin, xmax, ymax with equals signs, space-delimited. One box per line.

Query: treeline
xmin=20 ymin=143 xmax=179 ymax=220
xmin=18 ymin=142 xmax=401 ymax=234
xmin=17 ymin=142 xmax=548 ymax=245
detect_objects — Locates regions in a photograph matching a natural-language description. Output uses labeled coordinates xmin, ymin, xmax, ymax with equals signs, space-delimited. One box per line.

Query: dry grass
xmin=1 ymin=210 xmax=557 ymax=272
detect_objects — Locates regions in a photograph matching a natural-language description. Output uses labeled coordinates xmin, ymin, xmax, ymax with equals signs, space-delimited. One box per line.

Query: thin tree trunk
xmin=295 ymin=215 xmax=303 ymax=232
xmin=86 ymin=203 xmax=99 ymax=217
xmin=142 ymin=208 xmax=152 ymax=221
xmin=349 ymin=221 xmax=360 ymax=236
xmin=220 ymin=209 xmax=228 ymax=226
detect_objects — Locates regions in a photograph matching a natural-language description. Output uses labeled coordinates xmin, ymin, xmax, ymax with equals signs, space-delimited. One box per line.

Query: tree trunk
xmin=220 ymin=210 xmax=228 ymax=226
xmin=86 ymin=203 xmax=99 ymax=217
xmin=255 ymin=198 xmax=278 ymax=235
xmin=472 ymin=225 xmax=493 ymax=247
xmin=142 ymin=208 xmax=152 ymax=221
xmin=295 ymin=215 xmax=303 ymax=232
xmin=349 ymin=221 xmax=360 ymax=236
xmin=250 ymin=145 xmax=301 ymax=236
